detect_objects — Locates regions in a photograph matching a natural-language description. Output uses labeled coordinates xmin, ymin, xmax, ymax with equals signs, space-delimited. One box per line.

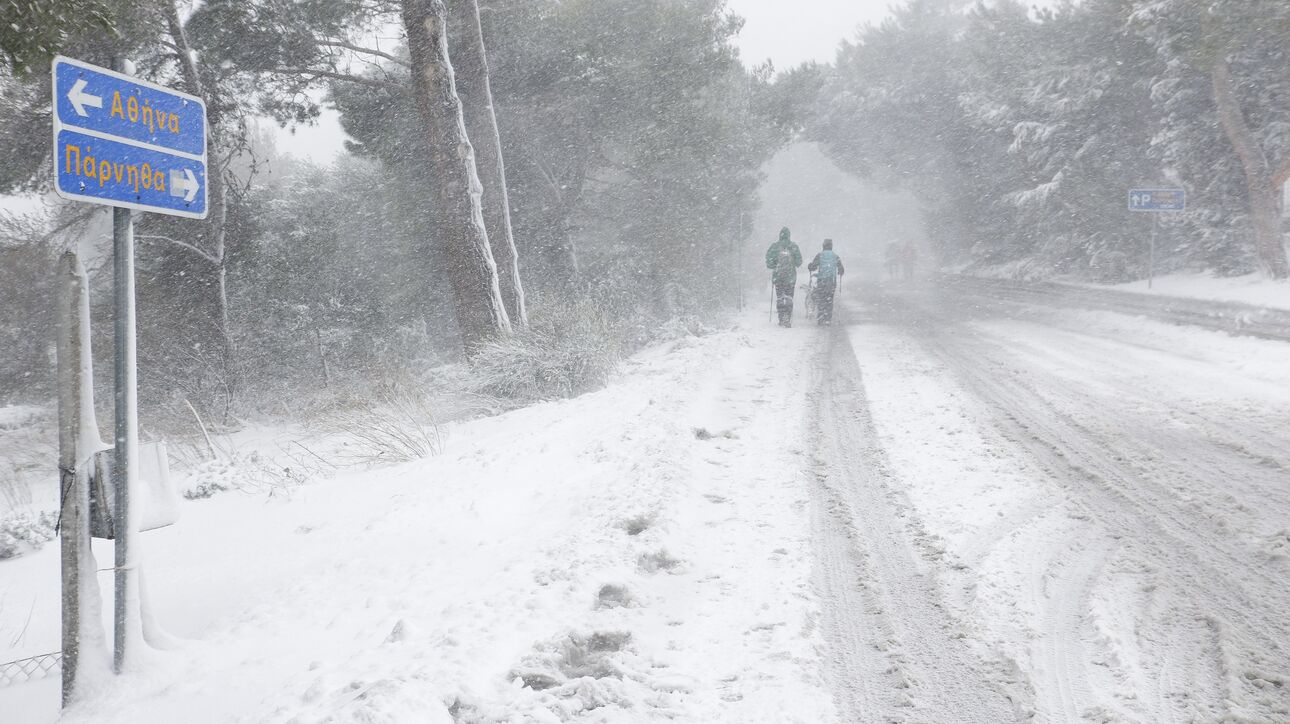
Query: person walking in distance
xmin=884 ymin=242 xmax=901 ymax=280
xmin=901 ymin=241 xmax=918 ymax=280
xmin=807 ymin=239 xmax=845 ymax=325
xmin=765 ymin=227 xmax=802 ymax=327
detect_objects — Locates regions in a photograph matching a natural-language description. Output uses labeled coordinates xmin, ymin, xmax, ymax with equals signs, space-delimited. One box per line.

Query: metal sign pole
xmin=112 ymin=200 xmax=139 ymax=673
xmin=1128 ymin=188 xmax=1185 ymax=289
xmin=736 ymin=209 xmax=744 ymax=311
xmin=1149 ymin=214 xmax=1157 ymax=290
xmin=111 ymin=56 xmax=140 ymax=675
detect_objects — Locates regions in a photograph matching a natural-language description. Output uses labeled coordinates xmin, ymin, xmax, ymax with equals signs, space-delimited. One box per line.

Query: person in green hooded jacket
xmin=765 ymin=227 xmax=802 ymax=327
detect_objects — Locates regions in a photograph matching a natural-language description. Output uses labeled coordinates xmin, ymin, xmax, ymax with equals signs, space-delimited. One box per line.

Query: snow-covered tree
xmin=402 ymin=0 xmax=512 ymax=349
xmin=449 ymin=0 xmax=527 ymax=327
xmin=191 ymin=0 xmax=514 ymax=353
xmin=960 ymin=0 xmax=1164 ymax=279
xmin=0 ymin=0 xmax=114 ymax=74
xmin=1133 ymin=0 xmax=1290 ymax=278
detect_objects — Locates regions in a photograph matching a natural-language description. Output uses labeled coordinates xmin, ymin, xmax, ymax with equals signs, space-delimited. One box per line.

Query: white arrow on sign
xmin=169 ymin=168 xmax=199 ymax=203
xmin=67 ymin=78 xmax=103 ymax=117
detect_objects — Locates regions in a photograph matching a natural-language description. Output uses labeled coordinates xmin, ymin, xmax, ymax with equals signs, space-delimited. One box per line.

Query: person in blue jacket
xmin=807 ymin=239 xmax=845 ymax=325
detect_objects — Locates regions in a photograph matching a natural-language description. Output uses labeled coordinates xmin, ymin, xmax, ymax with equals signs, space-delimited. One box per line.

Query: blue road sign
xmin=56 ymin=130 xmax=207 ymax=216
xmin=1128 ymin=188 xmax=1185 ymax=212
xmin=51 ymin=56 xmax=207 ymax=219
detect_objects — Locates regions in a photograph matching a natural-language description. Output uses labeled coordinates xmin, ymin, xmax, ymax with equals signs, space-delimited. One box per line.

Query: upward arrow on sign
xmin=67 ymin=79 xmax=103 ymax=117
xmin=1128 ymin=188 xmax=1185 ymax=212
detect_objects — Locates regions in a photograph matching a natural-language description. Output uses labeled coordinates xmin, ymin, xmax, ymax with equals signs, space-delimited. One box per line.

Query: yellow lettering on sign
xmin=64 ymin=144 xmax=81 ymax=174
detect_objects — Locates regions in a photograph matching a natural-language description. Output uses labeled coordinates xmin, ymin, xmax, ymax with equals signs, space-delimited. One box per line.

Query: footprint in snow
xmin=638 ymin=550 xmax=683 ymax=574
xmin=620 ymin=513 xmax=655 ymax=536
xmin=595 ymin=584 xmax=636 ymax=609
xmin=693 ymin=426 xmax=738 ymax=441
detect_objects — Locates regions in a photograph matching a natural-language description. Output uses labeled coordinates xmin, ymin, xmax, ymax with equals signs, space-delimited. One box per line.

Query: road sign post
xmin=1150 ymin=215 xmax=1156 ymax=289
xmin=52 ymin=54 xmax=207 ymax=686
xmin=1128 ymin=188 xmax=1186 ymax=289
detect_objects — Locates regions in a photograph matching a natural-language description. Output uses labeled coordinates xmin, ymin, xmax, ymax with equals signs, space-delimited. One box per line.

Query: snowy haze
xmin=726 ymin=0 xmax=894 ymax=69
xmin=748 ymin=143 xmax=925 ymax=284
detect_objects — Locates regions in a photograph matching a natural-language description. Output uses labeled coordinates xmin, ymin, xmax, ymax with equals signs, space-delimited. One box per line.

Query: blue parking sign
xmin=1128 ymin=188 xmax=1185 ymax=212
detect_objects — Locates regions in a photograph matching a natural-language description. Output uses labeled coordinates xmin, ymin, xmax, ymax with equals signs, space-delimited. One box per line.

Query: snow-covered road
xmin=4 ymin=278 xmax=1287 ymax=723
xmin=827 ymin=280 xmax=1290 ymax=722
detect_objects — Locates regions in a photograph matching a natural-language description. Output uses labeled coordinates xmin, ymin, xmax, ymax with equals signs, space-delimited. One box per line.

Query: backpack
xmin=773 ymin=248 xmax=795 ymax=283
xmin=816 ymin=250 xmax=839 ymax=282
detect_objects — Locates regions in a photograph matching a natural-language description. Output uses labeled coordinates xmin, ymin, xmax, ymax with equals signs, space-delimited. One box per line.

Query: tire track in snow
xmin=1039 ymin=535 xmax=1114 ymax=723
xmin=887 ymin=293 xmax=1290 ymax=722
xmin=842 ymin=312 xmax=1118 ymax=722
xmin=807 ymin=327 xmax=1024 ymax=723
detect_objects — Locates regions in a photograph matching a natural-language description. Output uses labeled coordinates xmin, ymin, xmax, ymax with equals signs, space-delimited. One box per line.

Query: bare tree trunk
xmin=529 ymin=157 xmax=582 ymax=292
xmin=543 ymin=212 xmax=580 ymax=294
xmin=1212 ymin=58 xmax=1290 ymax=279
xmin=162 ymin=0 xmax=239 ymax=414
xmin=449 ymin=0 xmax=527 ymax=326
xmin=403 ymin=0 xmax=512 ymax=351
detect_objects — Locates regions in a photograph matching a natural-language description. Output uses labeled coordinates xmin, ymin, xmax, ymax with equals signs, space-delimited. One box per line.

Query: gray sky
xmin=276 ymin=0 xmax=898 ymax=163
xmin=726 ymin=0 xmax=895 ymax=70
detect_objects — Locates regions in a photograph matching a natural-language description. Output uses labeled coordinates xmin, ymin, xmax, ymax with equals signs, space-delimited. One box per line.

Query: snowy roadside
xmin=1072 ymin=271 xmax=1290 ymax=311
xmin=3 ymin=316 xmax=837 ymax=723
xmin=942 ymin=272 xmax=1290 ymax=344
xmin=952 ymin=265 xmax=1290 ymax=312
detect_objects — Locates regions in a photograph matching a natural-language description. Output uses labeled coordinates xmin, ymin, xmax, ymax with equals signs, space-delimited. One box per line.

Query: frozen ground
xmin=3 ymin=277 xmax=1288 ymax=722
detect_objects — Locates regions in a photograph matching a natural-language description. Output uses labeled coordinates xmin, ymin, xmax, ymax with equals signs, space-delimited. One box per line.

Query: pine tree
xmin=1133 ymin=0 xmax=1290 ymax=278
xmin=402 ymin=0 xmax=512 ymax=349
xmin=449 ymin=0 xmax=527 ymax=327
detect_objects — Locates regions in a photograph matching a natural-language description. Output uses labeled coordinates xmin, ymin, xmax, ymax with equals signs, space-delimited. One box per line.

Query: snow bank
xmin=1078 ymin=272 xmax=1290 ymax=311
xmin=2 ymin=316 xmax=835 ymax=723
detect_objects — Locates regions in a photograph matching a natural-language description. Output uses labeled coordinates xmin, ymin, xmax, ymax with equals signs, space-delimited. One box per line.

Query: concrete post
xmin=57 ymin=251 xmax=106 ymax=704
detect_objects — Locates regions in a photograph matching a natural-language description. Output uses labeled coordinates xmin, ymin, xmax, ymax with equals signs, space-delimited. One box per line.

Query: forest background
xmin=1 ymin=0 xmax=1287 ymax=433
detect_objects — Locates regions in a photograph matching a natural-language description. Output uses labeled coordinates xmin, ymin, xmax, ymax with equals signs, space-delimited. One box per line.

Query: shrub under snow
xmin=470 ymin=301 xmax=620 ymax=404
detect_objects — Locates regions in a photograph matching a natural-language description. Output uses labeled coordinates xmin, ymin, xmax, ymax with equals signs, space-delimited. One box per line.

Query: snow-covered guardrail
xmin=945 ymin=275 xmax=1290 ymax=343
